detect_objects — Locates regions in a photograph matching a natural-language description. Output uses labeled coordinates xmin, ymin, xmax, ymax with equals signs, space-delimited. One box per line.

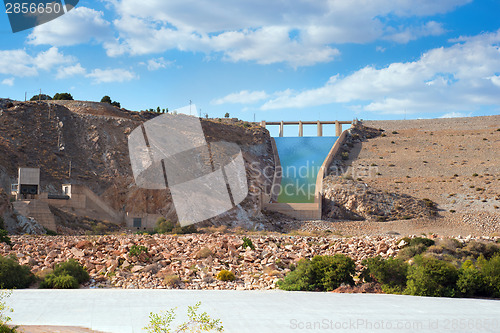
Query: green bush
xmin=129 ymin=245 xmax=148 ymax=257
xmin=456 ymin=260 xmax=489 ymax=297
xmin=397 ymin=243 xmax=428 ymax=261
xmin=216 ymin=270 xmax=235 ymax=281
xmin=144 ymin=302 xmax=223 ymax=333
xmin=278 ymin=255 xmax=355 ymax=291
xmin=362 ymin=256 xmax=408 ymax=293
xmin=404 ymin=255 xmax=458 ymax=297
xmin=52 ymin=259 xmax=89 ymax=284
xmin=40 ymin=259 xmax=89 ymax=289
xmin=462 ymin=241 xmax=499 ymax=260
xmin=0 ymin=255 xmax=35 ymax=289
xmin=172 ymin=223 xmax=197 ymax=234
xmin=242 ymin=237 xmax=255 ymax=250
xmin=40 ymin=274 xmax=79 ymax=289
xmin=154 ymin=218 xmax=174 ymax=234
xmin=477 ymin=253 xmax=500 ymax=298
xmin=408 ymin=237 xmax=435 ymax=248
xmin=0 ymin=230 xmax=11 ymax=246
xmin=1 ymin=290 xmax=18 ymax=332
xmin=52 ymin=92 xmax=73 ymax=100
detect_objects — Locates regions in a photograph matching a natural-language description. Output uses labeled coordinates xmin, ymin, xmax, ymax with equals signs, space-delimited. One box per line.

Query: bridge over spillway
xmin=260 ymin=120 xmax=353 ymax=137
xmin=260 ymin=120 xmax=354 ymax=220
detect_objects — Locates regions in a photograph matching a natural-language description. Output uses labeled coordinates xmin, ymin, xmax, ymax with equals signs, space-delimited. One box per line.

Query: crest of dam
xmin=274 ymin=136 xmax=338 ymax=203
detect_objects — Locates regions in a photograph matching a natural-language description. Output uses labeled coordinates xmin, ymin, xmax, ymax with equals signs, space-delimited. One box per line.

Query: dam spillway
xmin=273 ymin=136 xmax=338 ymax=203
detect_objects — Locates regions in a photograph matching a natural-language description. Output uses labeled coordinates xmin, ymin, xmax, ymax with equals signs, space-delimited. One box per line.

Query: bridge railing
xmin=260 ymin=120 xmax=352 ymax=137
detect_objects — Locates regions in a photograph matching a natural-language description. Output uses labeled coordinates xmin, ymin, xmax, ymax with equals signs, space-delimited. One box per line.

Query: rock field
xmin=2 ymin=233 xmax=498 ymax=290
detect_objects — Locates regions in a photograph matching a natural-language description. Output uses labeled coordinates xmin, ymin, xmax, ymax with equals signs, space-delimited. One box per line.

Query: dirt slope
xmin=322 ymin=115 xmax=500 ymax=237
xmin=0 ymin=99 xmax=275 ymax=232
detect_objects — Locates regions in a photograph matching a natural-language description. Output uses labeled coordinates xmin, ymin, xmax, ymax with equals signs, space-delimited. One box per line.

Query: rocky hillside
xmin=322 ymin=116 xmax=500 ymax=236
xmin=0 ymin=99 xmax=275 ymax=232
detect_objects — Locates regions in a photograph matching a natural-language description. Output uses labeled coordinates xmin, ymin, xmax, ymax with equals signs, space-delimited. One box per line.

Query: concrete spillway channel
xmin=262 ymin=128 xmax=350 ymax=220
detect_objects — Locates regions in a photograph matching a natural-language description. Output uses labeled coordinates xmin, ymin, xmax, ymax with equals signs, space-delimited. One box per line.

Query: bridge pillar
xmin=279 ymin=121 xmax=284 ymax=137
xmin=335 ymin=120 xmax=342 ymax=136
xmin=298 ymin=121 xmax=303 ymax=137
xmin=260 ymin=120 xmax=266 ymax=128
xmin=317 ymin=121 xmax=322 ymax=137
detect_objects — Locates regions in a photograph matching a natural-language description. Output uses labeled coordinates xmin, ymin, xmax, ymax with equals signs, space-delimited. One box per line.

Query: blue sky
xmin=1 ymin=0 xmax=500 ymax=132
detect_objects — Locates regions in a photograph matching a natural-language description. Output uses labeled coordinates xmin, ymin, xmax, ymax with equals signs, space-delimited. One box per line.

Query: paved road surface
xmin=6 ymin=290 xmax=500 ymax=332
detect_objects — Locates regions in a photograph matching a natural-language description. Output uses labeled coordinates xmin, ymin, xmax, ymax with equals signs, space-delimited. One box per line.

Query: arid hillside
xmin=322 ymin=115 xmax=500 ymax=237
xmin=0 ymin=99 xmax=275 ymax=232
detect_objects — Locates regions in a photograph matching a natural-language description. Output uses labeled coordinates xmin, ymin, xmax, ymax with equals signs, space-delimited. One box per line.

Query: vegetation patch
xmin=278 ymin=255 xmax=355 ymax=291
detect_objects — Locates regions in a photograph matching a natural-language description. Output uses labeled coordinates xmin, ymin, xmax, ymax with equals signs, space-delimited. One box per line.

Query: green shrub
xmin=43 ymin=228 xmax=58 ymax=236
xmin=242 ymin=237 xmax=255 ymax=250
xmin=40 ymin=274 xmax=79 ymax=289
xmin=163 ymin=274 xmax=180 ymax=287
xmin=408 ymin=237 xmax=435 ymax=248
xmin=341 ymin=152 xmax=349 ymax=160
xmin=129 ymin=245 xmax=148 ymax=257
xmin=362 ymin=256 xmax=409 ymax=293
xmin=397 ymin=243 xmax=428 ymax=261
xmin=0 ymin=290 xmax=17 ymax=333
xmin=462 ymin=241 xmax=499 ymax=260
xmin=0 ymin=230 xmax=11 ymax=246
xmin=216 ymin=270 xmax=235 ymax=281
xmin=457 ymin=260 xmax=489 ymax=297
xmin=154 ymin=218 xmax=174 ymax=234
xmin=477 ymin=253 xmax=500 ymax=298
xmin=0 ymin=255 xmax=35 ymax=289
xmin=194 ymin=247 xmax=213 ymax=259
xmin=172 ymin=223 xmax=197 ymax=234
xmin=52 ymin=259 xmax=89 ymax=284
xmin=39 ymin=259 xmax=89 ymax=289
xmin=277 ymin=255 xmax=355 ymax=291
xmin=144 ymin=302 xmax=223 ymax=333
xmin=404 ymin=255 xmax=458 ymax=297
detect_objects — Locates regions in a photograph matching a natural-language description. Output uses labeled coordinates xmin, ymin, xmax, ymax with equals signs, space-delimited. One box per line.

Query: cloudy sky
xmin=1 ymin=0 xmax=500 ymax=130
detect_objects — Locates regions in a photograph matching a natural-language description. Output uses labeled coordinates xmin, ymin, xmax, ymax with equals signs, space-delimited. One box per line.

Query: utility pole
xmin=189 ymin=100 xmax=192 ymax=115
xmin=25 ymin=92 xmax=27 ymax=102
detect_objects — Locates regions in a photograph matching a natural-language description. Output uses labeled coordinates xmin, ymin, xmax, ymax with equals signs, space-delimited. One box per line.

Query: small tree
xmin=53 ymin=93 xmax=73 ymax=100
xmin=224 ymin=112 xmax=230 ymax=118
xmin=157 ymin=107 xmax=161 ymax=113
xmin=155 ymin=217 xmax=174 ymax=234
xmin=100 ymin=95 xmax=112 ymax=104
xmin=101 ymin=96 xmax=121 ymax=108
xmin=30 ymin=94 xmax=52 ymax=101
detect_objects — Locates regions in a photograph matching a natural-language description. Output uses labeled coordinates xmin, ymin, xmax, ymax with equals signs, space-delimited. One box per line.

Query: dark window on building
xmin=133 ymin=218 xmax=142 ymax=228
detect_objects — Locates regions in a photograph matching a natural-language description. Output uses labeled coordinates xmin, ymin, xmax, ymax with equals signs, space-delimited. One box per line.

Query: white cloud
xmin=56 ymin=64 xmax=86 ymax=79
xmin=258 ymin=29 xmax=500 ymax=114
xmin=0 ymin=47 xmax=77 ymax=77
xmin=28 ymin=7 xmax=112 ymax=46
xmin=103 ymin=0 xmax=467 ymax=66
xmin=440 ymin=112 xmax=470 ymax=118
xmin=141 ymin=57 xmax=173 ymax=71
xmin=1 ymin=78 xmax=14 ymax=86
xmin=385 ymin=21 xmax=446 ymax=43
xmin=86 ymin=68 xmax=137 ymax=83
xmin=212 ymin=90 xmax=268 ymax=105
